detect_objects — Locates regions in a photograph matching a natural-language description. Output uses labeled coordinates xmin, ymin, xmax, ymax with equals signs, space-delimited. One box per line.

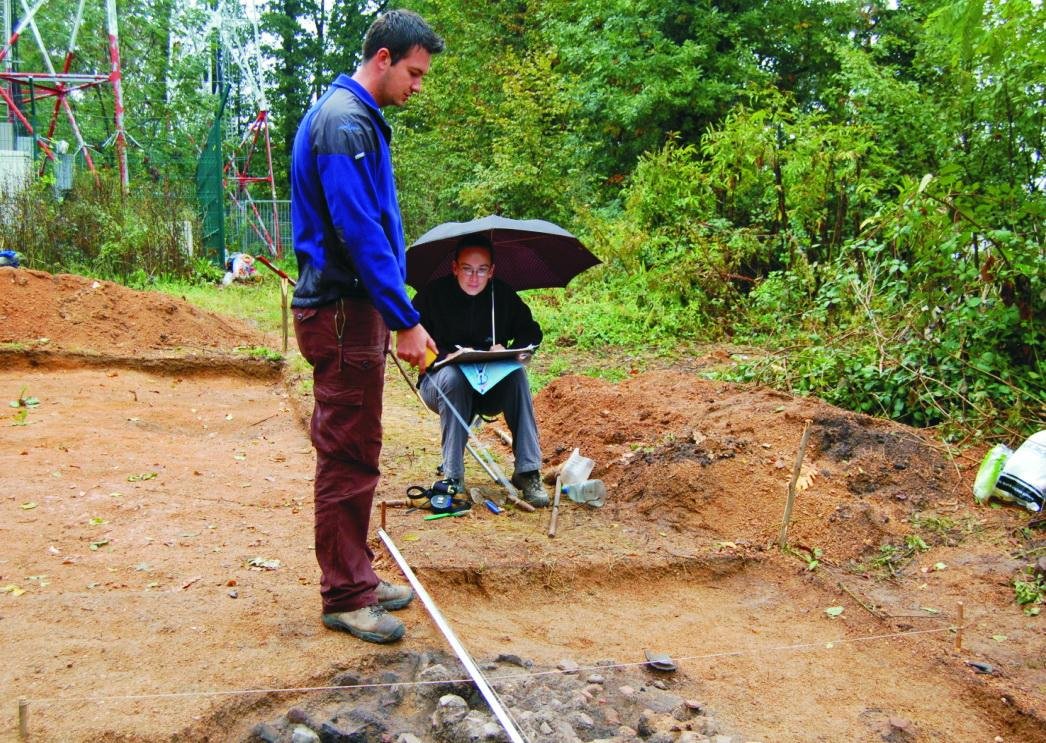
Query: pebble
xmin=619 ymin=685 xmax=635 ymax=697
xmin=290 ymin=725 xmax=319 ymax=743
xmin=434 ymin=694 xmax=468 ymax=726
xmin=587 ymin=673 xmax=605 ymax=684
xmin=496 ymin=653 xmax=532 ymax=668
xmin=558 ymin=658 xmax=581 ymax=674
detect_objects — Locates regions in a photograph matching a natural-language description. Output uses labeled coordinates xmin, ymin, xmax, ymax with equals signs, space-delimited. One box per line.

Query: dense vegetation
xmin=2 ymin=0 xmax=1042 ymax=440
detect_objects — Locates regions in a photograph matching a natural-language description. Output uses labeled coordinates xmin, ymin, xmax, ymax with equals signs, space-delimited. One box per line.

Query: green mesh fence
xmin=195 ymin=87 xmax=229 ymax=266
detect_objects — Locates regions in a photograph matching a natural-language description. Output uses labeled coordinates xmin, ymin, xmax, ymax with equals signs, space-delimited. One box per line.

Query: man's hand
xmin=396 ymin=324 xmax=438 ymax=372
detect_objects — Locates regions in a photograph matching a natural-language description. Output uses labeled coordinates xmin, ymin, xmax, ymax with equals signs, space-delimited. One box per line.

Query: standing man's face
xmin=373 ymin=46 xmax=432 ymax=107
xmin=452 ymin=246 xmax=495 ymax=296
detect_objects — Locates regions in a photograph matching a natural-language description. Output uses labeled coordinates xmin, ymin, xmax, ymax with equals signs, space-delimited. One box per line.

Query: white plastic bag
xmin=559 ymin=448 xmax=594 ymax=486
xmin=995 ymin=431 xmax=1045 ymax=513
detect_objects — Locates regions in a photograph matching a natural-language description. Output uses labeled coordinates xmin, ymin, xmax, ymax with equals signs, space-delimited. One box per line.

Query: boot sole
xmin=322 ymin=614 xmax=405 ymax=644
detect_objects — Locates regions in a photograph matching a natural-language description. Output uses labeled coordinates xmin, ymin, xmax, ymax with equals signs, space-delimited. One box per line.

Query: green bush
xmin=1 ymin=171 xmax=200 ymax=283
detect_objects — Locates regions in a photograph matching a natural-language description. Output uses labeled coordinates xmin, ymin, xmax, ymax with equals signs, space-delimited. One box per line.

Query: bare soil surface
xmin=1 ymin=267 xmax=1043 ymax=742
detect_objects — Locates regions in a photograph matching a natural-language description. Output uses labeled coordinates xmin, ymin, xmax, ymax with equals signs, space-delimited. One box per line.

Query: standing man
xmin=289 ymin=10 xmax=443 ymax=644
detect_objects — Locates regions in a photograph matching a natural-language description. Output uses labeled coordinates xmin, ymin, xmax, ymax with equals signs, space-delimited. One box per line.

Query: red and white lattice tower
xmin=0 ymin=0 xmax=129 ymax=190
xmin=207 ymin=0 xmax=281 ymax=257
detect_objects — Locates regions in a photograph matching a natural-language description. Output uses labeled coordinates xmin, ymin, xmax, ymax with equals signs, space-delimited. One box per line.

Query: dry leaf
xmin=795 ymin=463 xmax=817 ymax=493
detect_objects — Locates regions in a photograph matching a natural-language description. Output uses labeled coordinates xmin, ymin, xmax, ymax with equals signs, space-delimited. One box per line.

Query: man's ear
xmin=373 ymin=47 xmax=392 ymax=70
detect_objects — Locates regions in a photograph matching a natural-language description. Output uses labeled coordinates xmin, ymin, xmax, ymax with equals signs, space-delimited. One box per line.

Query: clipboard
xmin=432 ymin=344 xmax=538 ymax=371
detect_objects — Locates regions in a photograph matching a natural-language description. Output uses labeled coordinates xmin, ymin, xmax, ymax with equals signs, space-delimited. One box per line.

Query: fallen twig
xmin=836 ymin=581 xmax=888 ymax=622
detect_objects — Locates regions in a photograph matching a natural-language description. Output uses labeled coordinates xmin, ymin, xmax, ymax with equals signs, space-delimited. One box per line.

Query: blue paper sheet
xmin=459 ymin=360 xmax=523 ymax=394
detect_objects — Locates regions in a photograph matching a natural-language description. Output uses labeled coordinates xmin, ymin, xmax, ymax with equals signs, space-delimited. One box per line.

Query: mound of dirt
xmin=534 ymin=371 xmax=965 ymax=563
xmin=0 ymin=267 xmax=267 ymax=354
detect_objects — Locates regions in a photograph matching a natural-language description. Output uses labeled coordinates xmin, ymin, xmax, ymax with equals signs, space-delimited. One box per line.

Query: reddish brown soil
xmin=1 ymin=268 xmax=1043 ymax=742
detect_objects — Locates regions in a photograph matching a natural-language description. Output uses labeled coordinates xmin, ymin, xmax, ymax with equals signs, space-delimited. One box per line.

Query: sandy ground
xmin=1 ymin=267 xmax=1043 ymax=742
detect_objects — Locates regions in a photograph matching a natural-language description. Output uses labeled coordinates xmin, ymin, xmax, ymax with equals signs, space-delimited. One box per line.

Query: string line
xmin=24 ymin=623 xmax=958 ymax=706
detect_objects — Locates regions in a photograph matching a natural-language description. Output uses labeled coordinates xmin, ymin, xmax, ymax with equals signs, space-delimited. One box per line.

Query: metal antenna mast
xmin=205 ymin=0 xmax=282 ymax=257
xmin=0 ymin=0 xmax=129 ymax=190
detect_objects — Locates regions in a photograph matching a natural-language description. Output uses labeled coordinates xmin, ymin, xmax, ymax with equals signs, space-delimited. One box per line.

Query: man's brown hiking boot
xmin=322 ymin=605 xmax=405 ymax=644
xmin=376 ymin=579 xmax=413 ymax=610
xmin=511 ymin=470 xmax=550 ymax=508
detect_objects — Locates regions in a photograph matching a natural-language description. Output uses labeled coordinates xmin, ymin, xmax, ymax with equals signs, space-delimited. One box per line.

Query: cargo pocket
xmin=310 ymin=349 xmax=385 ymax=461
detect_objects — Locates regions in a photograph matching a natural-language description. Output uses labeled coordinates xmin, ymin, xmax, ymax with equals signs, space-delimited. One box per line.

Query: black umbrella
xmin=407 ymin=215 xmax=600 ymax=292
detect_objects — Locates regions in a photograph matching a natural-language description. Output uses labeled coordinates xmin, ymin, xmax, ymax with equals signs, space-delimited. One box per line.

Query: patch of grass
xmin=235 ymin=345 xmax=284 ymax=362
xmin=853 ymin=537 xmax=930 ymax=579
xmin=157 ymin=279 xmax=288 ymax=335
xmin=1013 ymin=570 xmax=1045 ymax=616
xmin=911 ymin=512 xmax=957 ymax=535
xmin=784 ymin=545 xmax=824 ymax=571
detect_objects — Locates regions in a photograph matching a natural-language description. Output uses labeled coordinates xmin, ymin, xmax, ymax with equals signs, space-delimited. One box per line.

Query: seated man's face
xmin=452 ymin=246 xmax=495 ymax=296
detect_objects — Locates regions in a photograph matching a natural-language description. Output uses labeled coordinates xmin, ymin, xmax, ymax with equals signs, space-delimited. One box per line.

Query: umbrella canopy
xmin=407 ymin=215 xmax=600 ymax=292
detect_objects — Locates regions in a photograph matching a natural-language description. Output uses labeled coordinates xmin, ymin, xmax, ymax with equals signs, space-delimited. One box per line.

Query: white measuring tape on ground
xmin=377 ymin=528 xmax=528 ymax=743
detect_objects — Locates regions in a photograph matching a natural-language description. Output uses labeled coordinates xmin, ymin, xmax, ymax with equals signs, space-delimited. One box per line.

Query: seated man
xmin=412 ymin=234 xmax=549 ymax=507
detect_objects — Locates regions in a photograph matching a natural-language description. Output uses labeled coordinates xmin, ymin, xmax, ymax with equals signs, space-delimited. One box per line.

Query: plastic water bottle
xmin=562 ymin=479 xmax=606 ymax=507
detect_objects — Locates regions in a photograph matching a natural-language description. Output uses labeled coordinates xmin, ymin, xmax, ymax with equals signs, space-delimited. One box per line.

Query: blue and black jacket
xmin=289 ymin=74 xmax=420 ymax=330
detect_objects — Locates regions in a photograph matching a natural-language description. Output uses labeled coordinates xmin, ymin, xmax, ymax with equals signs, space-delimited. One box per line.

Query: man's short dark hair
xmin=362 ymin=9 xmax=445 ymax=65
xmin=454 ymin=233 xmax=494 ymax=262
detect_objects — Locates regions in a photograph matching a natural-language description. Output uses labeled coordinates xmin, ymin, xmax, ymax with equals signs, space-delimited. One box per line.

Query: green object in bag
xmin=973 ymin=444 xmax=1011 ymax=504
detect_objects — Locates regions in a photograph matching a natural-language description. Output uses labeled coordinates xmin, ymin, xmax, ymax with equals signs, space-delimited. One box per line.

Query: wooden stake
xmin=18 ymin=698 xmax=28 ymax=741
xmin=280 ymin=277 xmax=289 ymax=354
xmin=380 ymin=500 xmax=388 ymax=532
xmin=778 ymin=419 xmax=813 ymax=549
xmin=548 ymin=476 xmax=562 ymax=538
xmin=955 ymin=601 xmax=965 ymax=652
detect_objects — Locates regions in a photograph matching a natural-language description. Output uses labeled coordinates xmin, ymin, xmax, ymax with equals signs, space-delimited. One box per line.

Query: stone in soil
xmin=246 ymin=650 xmax=739 ymax=742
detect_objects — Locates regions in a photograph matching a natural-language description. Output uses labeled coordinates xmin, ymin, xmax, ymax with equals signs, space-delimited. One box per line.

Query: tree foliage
xmin=3 ymin=0 xmax=1042 ymax=437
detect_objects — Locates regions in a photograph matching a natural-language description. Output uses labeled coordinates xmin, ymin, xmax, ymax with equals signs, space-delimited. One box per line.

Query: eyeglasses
xmin=459 ymin=265 xmax=491 ymax=278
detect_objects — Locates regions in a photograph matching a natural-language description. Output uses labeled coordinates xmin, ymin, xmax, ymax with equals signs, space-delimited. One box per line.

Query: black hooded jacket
xmin=412 ymin=275 xmax=542 ymax=369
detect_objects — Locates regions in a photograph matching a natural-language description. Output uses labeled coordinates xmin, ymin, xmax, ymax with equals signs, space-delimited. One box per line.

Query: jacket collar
xmin=333 ymin=73 xmax=392 ymax=140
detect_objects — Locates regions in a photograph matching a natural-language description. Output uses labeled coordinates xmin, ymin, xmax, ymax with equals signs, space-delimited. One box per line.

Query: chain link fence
xmin=228 ymin=198 xmax=290 ymax=258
